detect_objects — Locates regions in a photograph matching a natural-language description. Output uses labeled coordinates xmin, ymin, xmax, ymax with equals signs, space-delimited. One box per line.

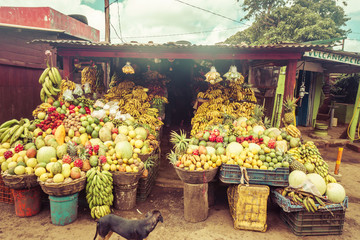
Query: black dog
xmin=93 ymin=210 xmax=163 ymax=240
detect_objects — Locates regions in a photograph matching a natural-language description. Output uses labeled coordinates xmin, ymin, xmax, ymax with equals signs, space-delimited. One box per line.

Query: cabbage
xmin=289 ymin=170 xmax=307 ymax=188
xmin=248 ymin=143 xmax=261 ymax=153
xmin=226 ymin=142 xmax=243 ymax=156
xmin=307 ymin=173 xmax=327 ymax=195
xmin=326 ymin=183 xmax=346 ymax=203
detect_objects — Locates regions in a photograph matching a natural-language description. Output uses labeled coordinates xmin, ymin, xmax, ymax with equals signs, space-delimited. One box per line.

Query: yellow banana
xmin=39 ymin=68 xmax=50 ymax=84
xmin=51 ymin=67 xmax=62 ymax=85
xmin=48 ymin=69 xmax=57 ymax=85
xmin=42 ymin=83 xmax=53 ymax=97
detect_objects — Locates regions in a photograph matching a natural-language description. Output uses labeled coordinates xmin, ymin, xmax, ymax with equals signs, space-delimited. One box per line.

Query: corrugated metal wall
xmin=0 ymin=64 xmax=43 ymax=122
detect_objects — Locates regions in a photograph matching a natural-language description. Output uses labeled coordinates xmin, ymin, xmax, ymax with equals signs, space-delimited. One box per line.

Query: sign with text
xmin=304 ymin=50 xmax=360 ymax=66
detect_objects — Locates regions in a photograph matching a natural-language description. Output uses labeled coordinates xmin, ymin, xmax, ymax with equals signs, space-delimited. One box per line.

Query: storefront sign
xmin=304 ymin=50 xmax=360 ymax=66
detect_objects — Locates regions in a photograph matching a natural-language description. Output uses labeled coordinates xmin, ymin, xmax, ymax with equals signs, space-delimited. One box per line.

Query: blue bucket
xmin=49 ymin=193 xmax=78 ymax=226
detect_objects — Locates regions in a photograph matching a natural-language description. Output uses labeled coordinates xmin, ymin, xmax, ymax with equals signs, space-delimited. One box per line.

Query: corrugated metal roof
xmin=31 ymin=39 xmax=331 ymax=50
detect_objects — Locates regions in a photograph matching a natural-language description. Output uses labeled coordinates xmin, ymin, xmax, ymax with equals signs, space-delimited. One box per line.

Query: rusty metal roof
xmin=31 ymin=39 xmax=331 ymax=50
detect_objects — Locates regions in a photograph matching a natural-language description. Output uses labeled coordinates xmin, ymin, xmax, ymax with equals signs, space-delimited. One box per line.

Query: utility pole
xmin=105 ymin=0 xmax=110 ymax=42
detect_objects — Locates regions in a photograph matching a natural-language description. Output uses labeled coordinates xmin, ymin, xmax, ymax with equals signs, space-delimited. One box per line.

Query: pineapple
xmin=167 ymin=150 xmax=178 ymax=166
xmin=67 ymin=141 xmax=78 ymax=160
xmin=284 ymin=154 xmax=306 ymax=173
xmin=263 ymin=116 xmax=271 ymax=129
xmin=170 ymin=130 xmax=190 ymax=154
xmin=251 ymin=105 xmax=265 ymax=124
xmin=283 ymin=96 xmax=297 ymax=125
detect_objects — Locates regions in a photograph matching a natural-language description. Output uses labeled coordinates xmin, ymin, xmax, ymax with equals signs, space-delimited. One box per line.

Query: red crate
xmin=0 ymin=175 xmax=14 ymax=204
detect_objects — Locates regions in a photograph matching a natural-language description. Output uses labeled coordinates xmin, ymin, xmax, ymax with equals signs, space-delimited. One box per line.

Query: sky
xmin=0 ymin=0 xmax=359 ymax=52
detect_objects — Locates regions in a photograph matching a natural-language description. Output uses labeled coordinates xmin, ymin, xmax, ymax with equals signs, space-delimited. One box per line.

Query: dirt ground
xmin=1 ymin=131 xmax=360 ymax=239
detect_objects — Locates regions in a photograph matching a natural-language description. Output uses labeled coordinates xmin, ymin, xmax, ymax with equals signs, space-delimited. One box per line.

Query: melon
xmin=118 ymin=126 xmax=129 ymax=136
xmin=51 ymin=161 xmax=62 ymax=175
xmin=37 ymin=146 xmax=56 ymax=164
xmin=289 ymin=170 xmax=307 ymax=187
xmin=115 ymin=141 xmax=133 ymax=159
xmin=115 ymin=133 xmax=128 ymax=144
xmin=99 ymin=127 xmax=112 ymax=142
xmin=134 ymin=127 xmax=148 ymax=140
xmin=307 ymin=173 xmax=326 ymax=195
xmin=53 ymin=173 xmax=65 ymax=183
xmin=326 ymin=183 xmax=346 ymax=203
xmin=206 ymin=147 xmax=216 ymax=155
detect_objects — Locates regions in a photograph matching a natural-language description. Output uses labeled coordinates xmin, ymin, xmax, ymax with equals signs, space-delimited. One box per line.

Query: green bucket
xmin=49 ymin=193 xmax=78 ymax=226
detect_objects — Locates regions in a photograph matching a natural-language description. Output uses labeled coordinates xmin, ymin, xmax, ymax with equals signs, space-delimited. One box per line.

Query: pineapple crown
xmin=284 ymin=96 xmax=297 ymax=111
xmin=167 ymin=150 xmax=178 ymax=166
xmin=170 ymin=130 xmax=189 ymax=154
xmin=252 ymin=105 xmax=264 ymax=121
xmin=263 ymin=116 xmax=271 ymax=129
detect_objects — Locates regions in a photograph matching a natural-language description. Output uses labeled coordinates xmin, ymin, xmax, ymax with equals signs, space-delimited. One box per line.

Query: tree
xmin=225 ymin=0 xmax=350 ymax=45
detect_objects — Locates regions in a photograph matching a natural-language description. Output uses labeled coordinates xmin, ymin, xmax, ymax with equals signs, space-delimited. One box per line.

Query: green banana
xmin=40 ymin=88 xmax=46 ymax=102
xmin=48 ymin=69 xmax=57 ymax=85
xmin=39 ymin=68 xmax=50 ymax=84
xmin=0 ymin=119 xmax=19 ymax=129
xmin=42 ymin=83 xmax=53 ymax=97
xmin=51 ymin=67 xmax=62 ymax=85
xmin=0 ymin=127 xmax=9 ymax=133
xmin=10 ymin=125 xmax=24 ymax=145
xmin=0 ymin=128 xmax=12 ymax=142
xmin=308 ymin=197 xmax=318 ymax=211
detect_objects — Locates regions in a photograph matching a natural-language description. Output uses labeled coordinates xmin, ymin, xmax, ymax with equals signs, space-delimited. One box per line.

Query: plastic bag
xmin=94 ymin=100 xmax=105 ymax=108
xmin=205 ymin=66 xmax=222 ymax=84
xmin=91 ymin=110 xmax=106 ymax=120
xmin=63 ymin=89 xmax=75 ymax=102
xmin=103 ymin=101 xmax=119 ymax=110
xmin=84 ymin=83 xmax=91 ymax=94
xmin=109 ymin=105 xmax=120 ymax=118
xmin=73 ymin=84 xmax=84 ymax=96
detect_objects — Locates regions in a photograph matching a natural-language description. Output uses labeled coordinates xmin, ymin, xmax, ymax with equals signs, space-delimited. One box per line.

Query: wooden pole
xmin=105 ymin=0 xmax=110 ymax=43
xmin=284 ymin=59 xmax=298 ymax=98
xmin=349 ymin=79 xmax=360 ymax=142
xmin=183 ymin=183 xmax=208 ymax=222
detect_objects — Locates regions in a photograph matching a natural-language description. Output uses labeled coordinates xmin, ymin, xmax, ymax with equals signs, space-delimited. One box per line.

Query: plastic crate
xmin=0 ymin=175 xmax=14 ymax=204
xmin=227 ymin=184 xmax=270 ymax=232
xmin=280 ymin=208 xmax=345 ymax=236
xmin=219 ymin=164 xmax=289 ymax=187
xmin=271 ymin=189 xmax=348 ymax=213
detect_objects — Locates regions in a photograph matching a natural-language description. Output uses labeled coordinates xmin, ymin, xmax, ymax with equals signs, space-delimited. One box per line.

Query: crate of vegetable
xmin=219 ymin=164 xmax=289 ymax=187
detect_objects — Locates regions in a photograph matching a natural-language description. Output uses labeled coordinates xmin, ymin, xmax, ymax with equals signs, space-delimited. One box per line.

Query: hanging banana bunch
xmin=38 ymin=64 xmax=62 ymax=103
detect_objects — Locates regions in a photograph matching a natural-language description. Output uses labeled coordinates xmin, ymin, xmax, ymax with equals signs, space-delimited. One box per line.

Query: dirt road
xmin=0 ymin=147 xmax=359 ymax=240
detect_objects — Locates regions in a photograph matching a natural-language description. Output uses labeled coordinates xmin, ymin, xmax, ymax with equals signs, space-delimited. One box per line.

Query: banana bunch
xmin=149 ymin=95 xmax=168 ymax=104
xmin=59 ymin=79 xmax=76 ymax=101
xmin=95 ymin=65 xmax=105 ymax=93
xmin=0 ymin=118 xmax=31 ymax=145
xmin=104 ymin=81 xmax=135 ymax=101
xmin=281 ymin=188 xmax=328 ymax=213
xmin=32 ymin=103 xmax=52 ymax=118
xmin=81 ymin=66 xmax=97 ymax=91
xmin=76 ymin=96 xmax=94 ymax=107
xmin=286 ymin=125 xmax=301 ymax=138
xmin=325 ymin=174 xmax=337 ymax=185
xmin=86 ymin=168 xmax=114 ymax=211
xmin=122 ymin=62 xmax=135 ymax=74
xmin=39 ymin=67 xmax=62 ymax=102
xmin=138 ymin=114 xmax=164 ymax=132
xmin=90 ymin=205 xmax=111 ymax=219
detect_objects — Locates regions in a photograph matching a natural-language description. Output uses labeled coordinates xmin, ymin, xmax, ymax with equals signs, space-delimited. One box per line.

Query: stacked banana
xmin=91 ymin=205 xmax=111 ymax=219
xmin=32 ymin=103 xmax=52 ymax=118
xmin=81 ymin=66 xmax=97 ymax=91
xmin=280 ymin=188 xmax=328 ymax=213
xmin=59 ymin=79 xmax=75 ymax=101
xmin=86 ymin=168 xmax=114 ymax=219
xmin=0 ymin=118 xmax=31 ymax=145
xmin=95 ymin=65 xmax=105 ymax=93
xmin=287 ymin=141 xmax=336 ymax=184
xmin=39 ymin=67 xmax=62 ymax=102
xmin=191 ymin=84 xmax=256 ymax=136
xmin=286 ymin=124 xmax=301 ymax=138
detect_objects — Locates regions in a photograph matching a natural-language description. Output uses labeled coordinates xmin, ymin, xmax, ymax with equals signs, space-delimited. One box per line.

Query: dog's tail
xmin=93 ymin=221 xmax=100 ymax=240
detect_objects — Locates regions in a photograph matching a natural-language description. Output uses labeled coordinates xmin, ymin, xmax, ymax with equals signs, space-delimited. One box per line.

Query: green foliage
xmin=330 ymin=74 xmax=360 ymax=104
xmin=226 ymin=0 xmax=350 ymax=45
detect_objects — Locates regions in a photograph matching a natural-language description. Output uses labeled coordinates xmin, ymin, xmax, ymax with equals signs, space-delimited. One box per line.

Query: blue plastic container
xmin=49 ymin=193 xmax=78 ymax=226
xmin=219 ymin=164 xmax=289 ymax=187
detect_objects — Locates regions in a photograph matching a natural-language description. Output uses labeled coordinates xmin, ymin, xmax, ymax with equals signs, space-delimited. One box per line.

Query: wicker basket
xmin=1 ymin=172 xmax=39 ymax=190
xmin=38 ymin=175 xmax=86 ymax=196
xmin=111 ymin=170 xmax=144 ymax=186
xmin=0 ymin=175 xmax=14 ymax=204
xmin=174 ymin=167 xmax=218 ymax=184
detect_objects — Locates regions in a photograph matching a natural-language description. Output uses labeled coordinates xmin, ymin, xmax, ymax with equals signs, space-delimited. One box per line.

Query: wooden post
xmin=183 ymin=183 xmax=208 ymax=222
xmin=284 ymin=59 xmax=298 ymax=98
xmin=105 ymin=0 xmax=110 ymax=43
xmin=62 ymin=56 xmax=73 ymax=80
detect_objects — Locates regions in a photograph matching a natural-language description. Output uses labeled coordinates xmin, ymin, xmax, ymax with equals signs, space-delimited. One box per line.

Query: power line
xmin=115 ymin=0 xmax=125 ymax=43
xmin=116 ymin=26 xmax=245 ymax=39
xmin=110 ymin=22 xmax=123 ymax=41
xmin=173 ymin=0 xmax=247 ymax=25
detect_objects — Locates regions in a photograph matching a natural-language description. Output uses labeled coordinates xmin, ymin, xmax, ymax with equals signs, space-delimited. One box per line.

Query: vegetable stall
xmin=0 ymin=41 xmax=348 ymax=235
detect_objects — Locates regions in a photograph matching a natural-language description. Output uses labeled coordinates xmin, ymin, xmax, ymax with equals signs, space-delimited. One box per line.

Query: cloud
xmin=344 ymin=39 xmax=360 ymax=53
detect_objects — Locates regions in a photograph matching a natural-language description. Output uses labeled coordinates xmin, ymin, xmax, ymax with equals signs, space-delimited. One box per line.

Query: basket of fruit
xmin=38 ymin=173 xmax=86 ymax=196
xmin=1 ymin=172 xmax=39 ymax=190
xmin=174 ymin=166 xmax=218 ymax=184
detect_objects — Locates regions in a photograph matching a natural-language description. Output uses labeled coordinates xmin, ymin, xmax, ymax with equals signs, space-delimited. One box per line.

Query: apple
xmin=70 ymin=167 xmax=81 ymax=179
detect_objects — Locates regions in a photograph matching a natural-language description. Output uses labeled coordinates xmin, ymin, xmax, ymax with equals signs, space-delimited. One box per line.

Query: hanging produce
xmin=223 ymin=65 xmax=244 ymax=84
xmin=122 ymin=61 xmax=135 ymax=74
xmin=204 ymin=66 xmax=222 ymax=84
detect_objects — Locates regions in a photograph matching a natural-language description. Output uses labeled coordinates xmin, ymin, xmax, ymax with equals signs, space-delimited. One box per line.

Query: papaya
xmin=55 ymin=125 xmax=66 ymax=145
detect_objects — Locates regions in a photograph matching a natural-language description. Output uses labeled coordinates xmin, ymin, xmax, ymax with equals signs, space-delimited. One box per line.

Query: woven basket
xmin=1 ymin=172 xmax=39 ymax=190
xmin=174 ymin=167 xmax=218 ymax=184
xmin=38 ymin=175 xmax=86 ymax=196
xmin=111 ymin=170 xmax=144 ymax=186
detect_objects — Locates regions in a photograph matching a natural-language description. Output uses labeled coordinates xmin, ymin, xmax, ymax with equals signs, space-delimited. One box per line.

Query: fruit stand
xmin=0 ymin=43 xmax=348 ymax=236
